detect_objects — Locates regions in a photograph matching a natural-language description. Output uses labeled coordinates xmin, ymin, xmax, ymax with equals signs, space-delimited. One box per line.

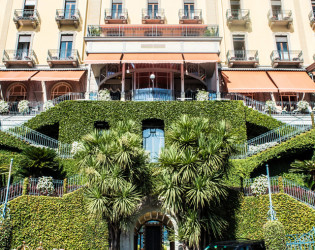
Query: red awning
xmin=31 ymin=71 xmax=85 ymax=81
xmin=0 ymin=71 xmax=38 ymax=81
xmin=183 ymin=53 xmax=220 ymax=63
xmin=122 ymin=53 xmax=183 ymax=63
xmin=267 ymin=71 xmax=315 ymax=93
xmin=85 ymin=54 xmax=122 ymax=64
xmin=222 ymin=71 xmax=278 ymax=93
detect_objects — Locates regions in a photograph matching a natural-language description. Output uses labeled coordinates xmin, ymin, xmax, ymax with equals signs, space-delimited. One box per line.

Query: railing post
xmin=63 ymin=178 xmax=68 ymax=195
xmin=311 ymin=112 xmax=315 ymax=129
xmin=278 ymin=176 xmax=284 ymax=193
xmin=22 ymin=177 xmax=29 ymax=195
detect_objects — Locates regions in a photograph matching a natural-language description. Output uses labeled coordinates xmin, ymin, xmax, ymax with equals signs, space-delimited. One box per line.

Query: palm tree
xmin=290 ymin=154 xmax=315 ymax=190
xmin=157 ymin=115 xmax=237 ymax=249
xmin=77 ymin=120 xmax=151 ymax=250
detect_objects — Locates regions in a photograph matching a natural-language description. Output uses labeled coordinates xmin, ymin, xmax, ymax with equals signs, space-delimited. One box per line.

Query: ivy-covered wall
xmin=7 ymin=190 xmax=108 ymax=249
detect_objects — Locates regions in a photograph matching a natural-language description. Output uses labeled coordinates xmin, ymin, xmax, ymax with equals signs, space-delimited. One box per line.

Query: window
xmin=51 ymin=83 xmax=72 ymax=99
xmin=312 ymin=0 xmax=315 ymax=13
xmin=148 ymin=0 xmax=159 ymax=19
xmin=112 ymin=0 xmax=123 ymax=19
xmin=17 ymin=35 xmax=31 ymax=60
xmin=271 ymin=0 xmax=282 ymax=18
xmin=7 ymin=84 xmax=27 ymax=101
xmin=230 ymin=0 xmax=241 ymax=10
xmin=59 ymin=34 xmax=73 ymax=59
xmin=184 ymin=0 xmax=195 ymax=19
xmin=23 ymin=0 xmax=35 ymax=17
xmin=275 ymin=35 xmax=289 ymax=60
xmin=233 ymin=35 xmax=246 ymax=59
xmin=65 ymin=0 xmax=76 ymax=18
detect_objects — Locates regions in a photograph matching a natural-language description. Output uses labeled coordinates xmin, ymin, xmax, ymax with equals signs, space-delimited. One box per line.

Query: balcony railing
xmin=47 ymin=49 xmax=80 ymax=67
xmin=3 ymin=50 xmax=37 ymax=67
xmin=56 ymin=9 xmax=80 ymax=28
xmin=270 ymin=50 xmax=303 ymax=67
xmin=178 ymin=9 xmax=202 ymax=24
xmin=226 ymin=9 xmax=250 ymax=27
xmin=13 ymin=9 xmax=40 ymax=28
xmin=309 ymin=11 xmax=315 ymax=29
xmin=227 ymin=50 xmax=258 ymax=67
xmin=268 ymin=10 xmax=293 ymax=28
xmin=86 ymin=25 xmax=219 ymax=38
xmin=142 ymin=9 xmax=165 ymax=23
xmin=104 ymin=9 xmax=128 ymax=23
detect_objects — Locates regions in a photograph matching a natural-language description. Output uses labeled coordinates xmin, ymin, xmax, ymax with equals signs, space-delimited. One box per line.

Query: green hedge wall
xmin=236 ymin=193 xmax=315 ymax=240
xmin=7 ymin=189 xmax=108 ymax=249
xmin=25 ymin=101 xmax=248 ymax=143
xmin=0 ymin=131 xmax=29 ymax=150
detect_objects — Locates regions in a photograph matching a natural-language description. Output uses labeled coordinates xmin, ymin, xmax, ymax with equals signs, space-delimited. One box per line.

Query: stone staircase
xmin=272 ymin=115 xmax=313 ymax=125
xmin=0 ymin=115 xmax=35 ymax=129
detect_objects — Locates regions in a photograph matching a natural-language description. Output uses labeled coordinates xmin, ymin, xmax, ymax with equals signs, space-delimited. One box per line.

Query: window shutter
xmin=275 ymin=36 xmax=288 ymax=42
xmin=61 ymin=35 xmax=73 ymax=42
xmin=24 ymin=0 xmax=36 ymax=6
xmin=19 ymin=35 xmax=31 ymax=43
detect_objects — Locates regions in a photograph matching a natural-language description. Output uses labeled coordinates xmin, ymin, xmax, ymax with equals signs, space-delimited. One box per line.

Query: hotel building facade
xmin=0 ymin=0 xmax=314 ymax=108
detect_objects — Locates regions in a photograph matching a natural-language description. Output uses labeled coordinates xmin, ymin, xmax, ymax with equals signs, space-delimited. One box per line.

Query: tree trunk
xmin=108 ymin=223 xmax=121 ymax=250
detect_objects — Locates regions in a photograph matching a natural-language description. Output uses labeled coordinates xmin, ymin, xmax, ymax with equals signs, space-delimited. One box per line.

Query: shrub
xmin=297 ymin=101 xmax=310 ymax=113
xmin=0 ymin=218 xmax=12 ymax=249
xmin=18 ymin=100 xmax=29 ymax=113
xmin=0 ymin=100 xmax=9 ymax=114
xmin=36 ymin=176 xmax=55 ymax=196
xmin=98 ymin=89 xmax=111 ymax=101
xmin=251 ymin=175 xmax=268 ymax=196
xmin=265 ymin=100 xmax=276 ymax=113
xmin=263 ymin=220 xmax=286 ymax=250
xmin=43 ymin=101 xmax=54 ymax=111
xmin=196 ymin=89 xmax=208 ymax=101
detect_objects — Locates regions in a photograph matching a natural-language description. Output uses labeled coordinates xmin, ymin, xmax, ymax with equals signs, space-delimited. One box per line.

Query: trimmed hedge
xmin=25 ymin=101 xmax=248 ymax=143
xmin=0 ymin=131 xmax=29 ymax=150
xmin=236 ymin=193 xmax=315 ymax=240
xmin=263 ymin=221 xmax=286 ymax=250
xmin=7 ymin=189 xmax=108 ymax=249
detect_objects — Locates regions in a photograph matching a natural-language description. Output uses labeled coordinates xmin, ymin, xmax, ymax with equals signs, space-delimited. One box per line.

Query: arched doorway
xmin=51 ymin=82 xmax=72 ymax=99
xmin=7 ymin=83 xmax=27 ymax=101
xmin=134 ymin=211 xmax=175 ymax=250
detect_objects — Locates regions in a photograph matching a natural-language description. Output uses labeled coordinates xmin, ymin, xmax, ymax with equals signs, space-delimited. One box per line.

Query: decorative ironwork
xmin=286 ymin=227 xmax=315 ymax=249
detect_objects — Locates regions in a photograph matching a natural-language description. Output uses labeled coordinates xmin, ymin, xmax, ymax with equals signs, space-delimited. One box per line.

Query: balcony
xmin=104 ymin=9 xmax=128 ymax=24
xmin=178 ymin=9 xmax=202 ymax=24
xmin=309 ymin=11 xmax=315 ymax=30
xmin=47 ymin=49 xmax=80 ymax=67
xmin=227 ymin=50 xmax=258 ymax=68
xmin=270 ymin=50 xmax=303 ymax=68
xmin=142 ymin=9 xmax=165 ymax=24
xmin=55 ymin=9 xmax=81 ymax=28
xmin=86 ymin=25 xmax=219 ymax=38
xmin=13 ymin=9 xmax=40 ymax=29
xmin=268 ymin=10 xmax=293 ymax=29
xmin=226 ymin=9 xmax=250 ymax=28
xmin=3 ymin=50 xmax=37 ymax=68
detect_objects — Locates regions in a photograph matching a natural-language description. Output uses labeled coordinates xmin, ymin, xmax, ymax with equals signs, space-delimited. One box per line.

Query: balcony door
xmin=59 ymin=35 xmax=73 ymax=59
xmin=271 ymin=0 xmax=282 ymax=19
xmin=312 ymin=0 xmax=315 ymax=14
xmin=148 ymin=3 xmax=159 ymax=19
xmin=276 ymin=36 xmax=289 ymax=60
xmin=17 ymin=35 xmax=31 ymax=60
xmin=65 ymin=0 xmax=76 ymax=19
xmin=112 ymin=2 xmax=122 ymax=19
xmin=184 ymin=3 xmax=195 ymax=18
xmin=233 ymin=35 xmax=246 ymax=60
xmin=23 ymin=0 xmax=35 ymax=17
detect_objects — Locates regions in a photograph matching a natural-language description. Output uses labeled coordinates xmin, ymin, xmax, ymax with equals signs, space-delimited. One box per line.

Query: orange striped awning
xmin=122 ymin=53 xmax=183 ymax=63
xmin=222 ymin=71 xmax=278 ymax=93
xmin=0 ymin=71 xmax=38 ymax=81
xmin=31 ymin=71 xmax=85 ymax=81
xmin=183 ymin=53 xmax=220 ymax=63
xmin=85 ymin=53 xmax=122 ymax=64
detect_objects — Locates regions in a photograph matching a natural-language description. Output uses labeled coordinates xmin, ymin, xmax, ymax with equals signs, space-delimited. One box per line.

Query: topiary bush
xmin=263 ymin=220 xmax=286 ymax=250
xmin=0 ymin=218 xmax=12 ymax=249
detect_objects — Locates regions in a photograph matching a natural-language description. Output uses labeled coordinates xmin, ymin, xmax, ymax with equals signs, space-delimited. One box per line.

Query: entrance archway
xmin=134 ymin=211 xmax=175 ymax=250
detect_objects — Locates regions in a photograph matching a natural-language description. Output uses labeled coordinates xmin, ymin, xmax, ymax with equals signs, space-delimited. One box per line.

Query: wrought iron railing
xmin=270 ymin=50 xmax=303 ymax=63
xmin=3 ymin=49 xmax=37 ymax=63
xmin=268 ymin=10 xmax=293 ymax=21
xmin=226 ymin=9 xmax=250 ymax=20
xmin=309 ymin=11 xmax=315 ymax=22
xmin=178 ymin=9 xmax=202 ymax=20
xmin=104 ymin=8 xmax=128 ymax=20
xmin=55 ymin=9 xmax=81 ymax=20
xmin=47 ymin=49 xmax=80 ymax=61
xmin=86 ymin=25 xmax=219 ymax=38
xmin=0 ymin=101 xmax=44 ymax=115
xmin=52 ymin=92 xmax=85 ymax=105
xmin=0 ymin=124 xmax=73 ymax=158
xmin=13 ymin=9 xmax=40 ymax=21
xmin=142 ymin=8 xmax=165 ymax=20
xmin=276 ymin=101 xmax=315 ymax=113
xmin=244 ymin=177 xmax=315 ymax=209
xmin=227 ymin=50 xmax=258 ymax=63
xmin=0 ymin=175 xmax=84 ymax=204
xmin=286 ymin=227 xmax=315 ymax=249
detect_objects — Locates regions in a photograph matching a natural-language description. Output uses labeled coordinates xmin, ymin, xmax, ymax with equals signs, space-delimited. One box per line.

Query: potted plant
xmin=251 ymin=175 xmax=269 ymax=196
xmin=0 ymin=100 xmax=9 ymax=114
xmin=18 ymin=100 xmax=29 ymax=114
xmin=36 ymin=176 xmax=55 ymax=196
xmin=98 ymin=89 xmax=112 ymax=101
xmin=43 ymin=100 xmax=54 ymax=111
xmin=265 ymin=100 xmax=276 ymax=115
xmin=297 ymin=100 xmax=310 ymax=113
xmin=196 ymin=89 xmax=209 ymax=101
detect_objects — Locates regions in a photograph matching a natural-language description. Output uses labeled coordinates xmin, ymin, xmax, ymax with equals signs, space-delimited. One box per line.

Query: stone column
xmin=181 ymin=63 xmax=185 ymax=100
xmin=121 ymin=63 xmax=126 ymax=101
xmin=41 ymin=81 xmax=47 ymax=102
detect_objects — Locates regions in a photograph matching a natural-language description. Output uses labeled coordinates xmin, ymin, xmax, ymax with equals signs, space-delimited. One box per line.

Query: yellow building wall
xmin=219 ymin=0 xmax=315 ymax=67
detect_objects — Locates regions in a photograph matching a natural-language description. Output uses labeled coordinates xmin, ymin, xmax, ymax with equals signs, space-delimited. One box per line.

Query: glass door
xmin=23 ymin=0 xmax=35 ymax=18
xmin=65 ymin=0 xmax=76 ymax=19
xmin=271 ymin=0 xmax=282 ymax=19
xmin=312 ymin=0 xmax=315 ymax=14
xmin=233 ymin=35 xmax=246 ymax=60
xmin=184 ymin=3 xmax=195 ymax=19
xmin=230 ymin=0 xmax=241 ymax=18
xmin=17 ymin=35 xmax=31 ymax=60
xmin=59 ymin=35 xmax=73 ymax=59
xmin=276 ymin=36 xmax=289 ymax=60
xmin=148 ymin=3 xmax=158 ymax=19
xmin=143 ymin=128 xmax=165 ymax=162
xmin=112 ymin=3 xmax=122 ymax=19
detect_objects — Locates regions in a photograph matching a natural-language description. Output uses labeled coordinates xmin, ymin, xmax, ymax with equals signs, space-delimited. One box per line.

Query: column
xmin=121 ymin=63 xmax=126 ymax=101
xmin=181 ymin=63 xmax=185 ymax=100
xmin=215 ymin=62 xmax=221 ymax=100
xmin=41 ymin=81 xmax=47 ymax=102
xmin=0 ymin=83 xmax=3 ymax=100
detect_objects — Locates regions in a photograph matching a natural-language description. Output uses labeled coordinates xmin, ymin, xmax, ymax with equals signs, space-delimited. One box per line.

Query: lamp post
xmin=266 ymin=164 xmax=277 ymax=221
xmin=150 ymin=73 xmax=155 ymax=89
xmin=2 ymin=159 xmax=13 ymax=220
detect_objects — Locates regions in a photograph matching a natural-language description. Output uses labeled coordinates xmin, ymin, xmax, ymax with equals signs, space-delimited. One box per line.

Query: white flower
xmin=98 ymin=89 xmax=112 ymax=101
xmin=43 ymin=100 xmax=54 ymax=111
xmin=18 ymin=100 xmax=29 ymax=113
xmin=251 ymin=175 xmax=269 ymax=196
xmin=248 ymin=142 xmax=278 ymax=156
xmin=71 ymin=141 xmax=84 ymax=155
xmin=36 ymin=176 xmax=55 ymax=195
xmin=265 ymin=100 xmax=276 ymax=112
xmin=297 ymin=101 xmax=309 ymax=112
xmin=196 ymin=90 xmax=208 ymax=101
xmin=0 ymin=100 xmax=9 ymax=114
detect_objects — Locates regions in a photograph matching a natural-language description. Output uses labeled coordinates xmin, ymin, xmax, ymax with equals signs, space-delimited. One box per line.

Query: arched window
xmin=51 ymin=82 xmax=72 ymax=99
xmin=142 ymin=119 xmax=165 ymax=162
xmin=7 ymin=84 xmax=27 ymax=101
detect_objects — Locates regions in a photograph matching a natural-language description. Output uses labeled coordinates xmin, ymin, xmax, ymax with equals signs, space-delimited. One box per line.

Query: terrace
xmin=226 ymin=50 xmax=259 ymax=68
xmin=142 ymin=8 xmax=165 ymax=24
xmin=47 ymin=49 xmax=80 ymax=68
xmin=178 ymin=9 xmax=202 ymax=24
xmin=55 ymin=9 xmax=81 ymax=28
xmin=13 ymin=9 xmax=40 ymax=29
xmin=268 ymin=10 xmax=293 ymax=29
xmin=104 ymin=8 xmax=128 ymax=24
xmin=226 ymin=9 xmax=250 ymax=28
xmin=270 ymin=50 xmax=303 ymax=68
xmin=3 ymin=50 xmax=37 ymax=68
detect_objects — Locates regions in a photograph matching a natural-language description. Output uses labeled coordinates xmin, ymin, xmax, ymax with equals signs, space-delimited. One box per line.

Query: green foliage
xmin=25 ymin=101 xmax=248 ymax=143
xmin=290 ymin=157 xmax=315 ymax=190
xmin=0 ymin=218 xmax=12 ymax=249
xmin=17 ymin=147 xmax=64 ymax=179
xmin=7 ymin=190 xmax=108 ymax=249
xmin=22 ymin=178 xmax=29 ymax=195
xmin=263 ymin=221 xmax=286 ymax=250
xmin=0 ymin=131 xmax=29 ymax=150
xmin=236 ymin=193 xmax=315 ymax=240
